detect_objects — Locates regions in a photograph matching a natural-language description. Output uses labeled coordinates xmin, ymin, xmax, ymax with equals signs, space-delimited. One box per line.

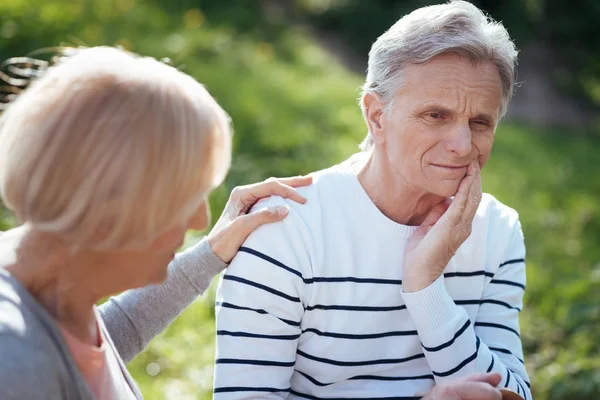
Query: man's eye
xmin=428 ymin=112 xmax=442 ymax=119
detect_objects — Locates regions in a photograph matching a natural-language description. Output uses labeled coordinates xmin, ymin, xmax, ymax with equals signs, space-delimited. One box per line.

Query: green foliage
xmin=1 ymin=1 xmax=599 ymax=399
xmin=296 ymin=0 xmax=600 ymax=108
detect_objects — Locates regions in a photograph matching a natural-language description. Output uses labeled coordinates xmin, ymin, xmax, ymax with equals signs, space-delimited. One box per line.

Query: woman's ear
xmin=362 ymin=92 xmax=386 ymax=146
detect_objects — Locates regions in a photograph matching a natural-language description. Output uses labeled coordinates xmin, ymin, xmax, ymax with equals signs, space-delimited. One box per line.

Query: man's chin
xmin=428 ymin=181 xmax=461 ymax=198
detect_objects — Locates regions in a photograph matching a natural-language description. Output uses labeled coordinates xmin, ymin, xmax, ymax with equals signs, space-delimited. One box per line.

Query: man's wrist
xmin=401 ymin=274 xmax=460 ymax=332
xmin=402 ymin=267 xmax=442 ymax=293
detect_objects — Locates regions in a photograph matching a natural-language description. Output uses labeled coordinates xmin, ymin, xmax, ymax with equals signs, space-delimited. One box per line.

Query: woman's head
xmin=0 ymin=47 xmax=231 ymax=255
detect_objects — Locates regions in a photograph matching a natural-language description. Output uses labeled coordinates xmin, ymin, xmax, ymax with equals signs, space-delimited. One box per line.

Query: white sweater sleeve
xmin=213 ymin=198 xmax=312 ymax=399
xmin=402 ymin=220 xmax=531 ymax=400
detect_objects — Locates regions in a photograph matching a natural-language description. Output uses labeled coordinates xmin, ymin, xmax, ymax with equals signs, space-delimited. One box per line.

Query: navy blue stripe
xmin=217 ymin=330 xmax=300 ymax=340
xmin=306 ymin=304 xmax=407 ymax=312
xmin=505 ymin=367 xmax=511 ymax=387
xmin=490 ymin=279 xmax=525 ymax=289
xmin=489 ymin=347 xmax=525 ymax=364
xmin=239 ymin=247 xmax=403 ymax=285
xmin=223 ymin=275 xmax=301 ymax=303
xmin=525 ymin=380 xmax=531 ymax=388
xmin=308 ymin=273 xmax=494 ymax=284
xmin=240 ymin=247 xmax=496 ymax=285
xmin=307 ymin=277 xmax=402 ymax=284
xmin=475 ymin=322 xmax=520 ymax=337
xmin=297 ymin=349 xmax=424 ymax=366
xmin=216 ymin=358 xmax=294 ymax=367
xmin=307 ymin=299 xmax=519 ymax=313
xmin=290 ymin=390 xmax=420 ymax=400
xmin=487 ymin=355 xmax=495 ymax=372
xmin=351 ymin=374 xmax=434 ymax=382
xmin=296 ymin=369 xmax=433 ymax=387
xmin=239 ymin=247 xmax=303 ymax=278
xmin=445 ymin=271 xmax=494 ymax=278
xmin=422 ymin=320 xmax=471 ymax=352
xmin=517 ymin=381 xmax=526 ymax=398
xmin=516 ymin=381 xmax=521 ymax=395
xmin=296 ymin=370 xmax=331 ymax=387
xmin=296 ymin=370 xmax=434 ymax=387
xmin=215 ymin=301 xmax=300 ymax=327
xmin=214 ymin=386 xmax=291 ymax=393
xmin=499 ymin=258 xmax=525 ymax=268
xmin=432 ymin=336 xmax=480 ymax=377
xmin=455 ymin=299 xmax=521 ymax=311
xmin=302 ymin=328 xmax=417 ymax=339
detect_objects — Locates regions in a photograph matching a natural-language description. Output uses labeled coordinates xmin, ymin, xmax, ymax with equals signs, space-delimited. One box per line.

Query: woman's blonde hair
xmin=0 ymin=46 xmax=232 ymax=250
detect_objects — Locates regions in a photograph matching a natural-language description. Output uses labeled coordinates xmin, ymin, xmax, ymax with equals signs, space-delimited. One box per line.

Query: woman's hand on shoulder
xmin=208 ymin=175 xmax=313 ymax=263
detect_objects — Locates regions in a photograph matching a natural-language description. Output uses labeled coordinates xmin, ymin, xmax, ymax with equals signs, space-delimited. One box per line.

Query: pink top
xmin=59 ymin=308 xmax=138 ymax=400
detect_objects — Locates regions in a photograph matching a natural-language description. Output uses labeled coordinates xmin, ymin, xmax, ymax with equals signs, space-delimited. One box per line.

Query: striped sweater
xmin=214 ymin=160 xmax=531 ymax=399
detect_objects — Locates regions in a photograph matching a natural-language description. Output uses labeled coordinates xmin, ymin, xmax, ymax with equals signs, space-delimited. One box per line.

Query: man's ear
xmin=362 ymin=92 xmax=386 ymax=146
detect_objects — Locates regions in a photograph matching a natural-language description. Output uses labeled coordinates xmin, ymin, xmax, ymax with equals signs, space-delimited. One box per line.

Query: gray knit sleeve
xmin=99 ymin=238 xmax=227 ymax=363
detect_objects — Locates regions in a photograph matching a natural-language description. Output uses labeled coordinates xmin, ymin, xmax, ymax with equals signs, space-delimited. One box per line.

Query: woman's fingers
xmin=257 ymin=181 xmax=307 ymax=204
xmin=228 ymin=206 xmax=290 ymax=254
xmin=270 ymin=175 xmax=313 ymax=188
xmin=234 ymin=177 xmax=312 ymax=210
xmin=209 ymin=205 xmax=290 ymax=263
xmin=239 ymin=205 xmax=290 ymax=233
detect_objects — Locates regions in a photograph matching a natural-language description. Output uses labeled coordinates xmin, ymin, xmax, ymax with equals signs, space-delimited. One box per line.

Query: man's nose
xmin=444 ymin=122 xmax=472 ymax=158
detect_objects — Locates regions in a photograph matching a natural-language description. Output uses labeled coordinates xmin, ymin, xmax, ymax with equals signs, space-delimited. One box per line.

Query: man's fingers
xmin=454 ymin=381 xmax=502 ymax=400
xmin=463 ymin=372 xmax=502 ymax=386
xmin=442 ymin=161 xmax=476 ymax=222
xmin=460 ymin=160 xmax=482 ymax=225
xmin=500 ymin=389 xmax=525 ymax=400
xmin=420 ymin=198 xmax=451 ymax=227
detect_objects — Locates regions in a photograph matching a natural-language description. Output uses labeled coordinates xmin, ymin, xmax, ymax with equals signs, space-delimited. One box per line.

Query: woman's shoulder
xmin=0 ymin=270 xmax=51 ymax=349
xmin=0 ymin=271 xmax=66 ymax=361
xmin=0 ymin=271 xmax=72 ymax=395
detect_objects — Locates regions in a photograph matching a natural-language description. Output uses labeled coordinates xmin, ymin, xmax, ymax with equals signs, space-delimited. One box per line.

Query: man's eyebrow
xmin=418 ymin=103 xmax=455 ymax=113
xmin=472 ymin=113 xmax=495 ymax=124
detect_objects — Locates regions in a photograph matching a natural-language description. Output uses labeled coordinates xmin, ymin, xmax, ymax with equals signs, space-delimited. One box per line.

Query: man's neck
xmin=1 ymin=226 xmax=102 ymax=345
xmin=356 ymin=151 xmax=444 ymax=226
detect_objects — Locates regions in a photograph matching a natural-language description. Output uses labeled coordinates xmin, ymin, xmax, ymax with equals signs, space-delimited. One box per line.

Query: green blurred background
xmin=1 ymin=0 xmax=599 ymax=399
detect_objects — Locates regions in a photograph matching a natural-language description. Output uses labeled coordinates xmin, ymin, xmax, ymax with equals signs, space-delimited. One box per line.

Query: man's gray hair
xmin=359 ymin=0 xmax=518 ymax=151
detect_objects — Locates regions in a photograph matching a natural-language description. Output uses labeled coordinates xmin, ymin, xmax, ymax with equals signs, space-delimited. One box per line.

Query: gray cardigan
xmin=0 ymin=238 xmax=226 ymax=399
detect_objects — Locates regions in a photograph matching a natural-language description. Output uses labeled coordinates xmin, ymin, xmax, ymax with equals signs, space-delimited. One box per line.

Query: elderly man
xmin=214 ymin=1 xmax=531 ymax=399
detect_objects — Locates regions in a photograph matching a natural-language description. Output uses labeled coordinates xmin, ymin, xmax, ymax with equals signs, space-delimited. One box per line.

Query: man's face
xmin=371 ymin=53 xmax=502 ymax=198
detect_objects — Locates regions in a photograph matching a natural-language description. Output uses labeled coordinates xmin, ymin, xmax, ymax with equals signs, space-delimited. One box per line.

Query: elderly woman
xmin=0 ymin=46 xmax=313 ymax=399
xmin=207 ymin=1 xmax=532 ymax=400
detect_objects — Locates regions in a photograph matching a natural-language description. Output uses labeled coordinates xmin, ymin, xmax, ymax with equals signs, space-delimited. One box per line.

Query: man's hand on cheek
xmin=403 ymin=160 xmax=482 ymax=292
